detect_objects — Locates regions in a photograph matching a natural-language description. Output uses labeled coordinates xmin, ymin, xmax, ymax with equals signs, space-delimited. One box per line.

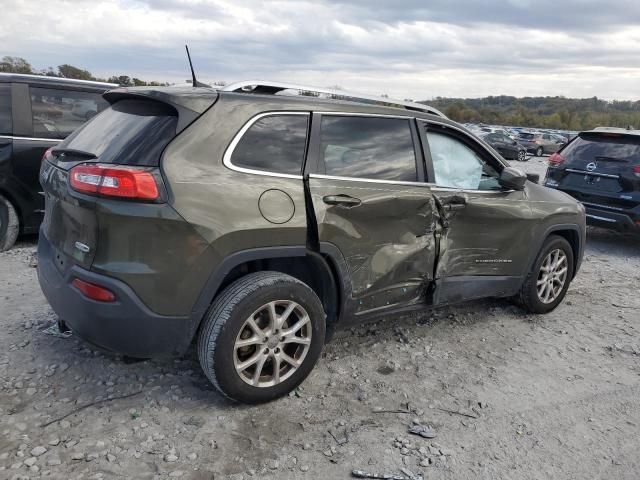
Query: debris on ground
xmin=352 ymin=469 xmax=410 ymax=479
xmin=41 ymin=321 xmax=72 ymax=339
xmin=408 ymin=423 xmax=436 ymax=439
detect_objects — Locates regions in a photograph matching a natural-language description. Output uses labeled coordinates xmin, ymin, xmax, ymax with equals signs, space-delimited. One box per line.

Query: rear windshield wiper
xmin=51 ymin=148 xmax=97 ymax=160
xmin=595 ymin=156 xmax=627 ymax=162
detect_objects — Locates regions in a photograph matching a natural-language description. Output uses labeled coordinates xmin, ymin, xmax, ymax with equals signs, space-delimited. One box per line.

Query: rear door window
xmin=0 ymin=84 xmax=11 ymax=135
xmin=30 ymin=87 xmax=108 ymax=138
xmin=56 ymin=99 xmax=177 ymax=166
xmin=230 ymin=114 xmax=309 ymax=175
xmin=318 ymin=116 xmax=417 ymax=181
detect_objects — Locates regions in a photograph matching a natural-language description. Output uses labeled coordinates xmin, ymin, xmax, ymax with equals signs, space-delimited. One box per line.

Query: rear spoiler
xmin=103 ymin=86 xmax=218 ymax=133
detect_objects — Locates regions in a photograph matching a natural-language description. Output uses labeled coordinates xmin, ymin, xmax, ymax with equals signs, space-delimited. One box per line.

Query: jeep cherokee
xmin=38 ymin=81 xmax=586 ymax=403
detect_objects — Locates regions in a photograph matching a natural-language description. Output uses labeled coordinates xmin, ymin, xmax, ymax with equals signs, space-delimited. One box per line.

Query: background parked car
xmin=71 ymin=99 xmax=100 ymax=120
xmin=518 ymin=131 xmax=564 ymax=157
xmin=0 ymin=73 xmax=115 ymax=250
xmin=544 ymin=127 xmax=640 ymax=232
xmin=480 ymin=131 xmax=528 ymax=161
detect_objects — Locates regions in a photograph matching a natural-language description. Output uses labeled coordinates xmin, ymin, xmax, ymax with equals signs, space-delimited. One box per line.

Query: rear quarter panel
xmin=161 ymin=95 xmax=309 ymax=298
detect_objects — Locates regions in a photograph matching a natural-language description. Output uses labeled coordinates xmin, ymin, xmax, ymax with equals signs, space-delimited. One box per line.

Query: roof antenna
xmin=185 ymin=45 xmax=210 ymax=88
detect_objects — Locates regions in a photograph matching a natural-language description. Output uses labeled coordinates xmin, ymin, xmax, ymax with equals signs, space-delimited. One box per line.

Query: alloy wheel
xmin=536 ymin=248 xmax=568 ymax=304
xmin=233 ymin=300 xmax=312 ymax=388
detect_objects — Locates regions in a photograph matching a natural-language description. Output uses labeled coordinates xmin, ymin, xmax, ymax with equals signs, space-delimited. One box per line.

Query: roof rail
xmin=0 ymin=72 xmax=118 ymax=88
xmin=220 ymin=80 xmax=446 ymax=118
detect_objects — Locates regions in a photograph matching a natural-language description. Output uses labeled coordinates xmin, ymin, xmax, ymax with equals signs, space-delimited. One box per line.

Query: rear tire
xmin=517 ymin=235 xmax=574 ymax=314
xmin=517 ymin=150 xmax=527 ymax=162
xmin=197 ymin=271 xmax=326 ymax=404
xmin=535 ymin=146 xmax=544 ymax=157
xmin=0 ymin=194 xmax=20 ymax=252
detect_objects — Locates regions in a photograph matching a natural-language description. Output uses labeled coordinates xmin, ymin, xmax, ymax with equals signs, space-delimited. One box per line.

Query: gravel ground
xmin=1 ymin=156 xmax=639 ymax=480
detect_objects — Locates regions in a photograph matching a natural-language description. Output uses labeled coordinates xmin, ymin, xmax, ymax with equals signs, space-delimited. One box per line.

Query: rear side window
xmin=30 ymin=87 xmax=108 ymax=138
xmin=59 ymin=99 xmax=178 ymax=166
xmin=0 ymin=84 xmax=11 ymax=135
xmin=519 ymin=133 xmax=535 ymax=140
xmin=230 ymin=114 xmax=309 ymax=175
xmin=319 ymin=116 xmax=417 ymax=181
xmin=562 ymin=134 xmax=640 ymax=164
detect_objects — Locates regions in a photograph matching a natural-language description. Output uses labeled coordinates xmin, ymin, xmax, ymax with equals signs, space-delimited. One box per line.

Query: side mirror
xmin=499 ymin=167 xmax=527 ymax=191
xmin=512 ymin=140 xmax=517 ymax=145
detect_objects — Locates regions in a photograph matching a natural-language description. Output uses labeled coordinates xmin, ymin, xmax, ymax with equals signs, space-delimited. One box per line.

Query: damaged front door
xmin=419 ymin=121 xmax=534 ymax=304
xmin=306 ymin=113 xmax=438 ymax=315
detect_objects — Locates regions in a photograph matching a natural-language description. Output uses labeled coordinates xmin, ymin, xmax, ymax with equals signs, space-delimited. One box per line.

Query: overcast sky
xmin=3 ymin=0 xmax=640 ymax=100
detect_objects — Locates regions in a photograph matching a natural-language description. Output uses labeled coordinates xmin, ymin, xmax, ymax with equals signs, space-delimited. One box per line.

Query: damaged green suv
xmin=38 ymin=81 xmax=585 ymax=403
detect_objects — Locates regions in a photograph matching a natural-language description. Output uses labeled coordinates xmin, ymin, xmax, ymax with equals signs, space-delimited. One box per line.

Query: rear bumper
xmin=584 ymin=207 xmax=640 ymax=232
xmin=37 ymin=230 xmax=192 ymax=357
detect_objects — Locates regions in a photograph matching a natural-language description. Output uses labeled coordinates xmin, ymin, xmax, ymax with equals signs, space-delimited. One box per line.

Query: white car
xmin=71 ymin=99 xmax=99 ymax=120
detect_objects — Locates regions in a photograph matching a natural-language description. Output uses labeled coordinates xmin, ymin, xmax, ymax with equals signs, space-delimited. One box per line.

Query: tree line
xmin=0 ymin=56 xmax=169 ymax=87
xmin=424 ymin=95 xmax=640 ymax=131
xmin=4 ymin=56 xmax=639 ymax=130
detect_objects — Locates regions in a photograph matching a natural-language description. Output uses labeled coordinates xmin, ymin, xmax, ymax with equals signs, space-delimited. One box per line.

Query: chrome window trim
xmin=311 ymin=175 xmax=511 ymax=194
xmin=316 ymin=111 xmax=413 ymax=120
xmin=222 ymin=111 xmax=308 ymax=180
xmin=0 ymin=134 xmax=64 ymax=142
xmin=566 ymin=168 xmax=619 ymax=179
xmin=310 ymin=173 xmax=429 ymax=187
xmin=223 ymin=110 xmax=513 ymax=194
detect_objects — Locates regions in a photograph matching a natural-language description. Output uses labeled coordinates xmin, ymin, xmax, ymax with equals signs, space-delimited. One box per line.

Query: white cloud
xmin=2 ymin=0 xmax=640 ymax=99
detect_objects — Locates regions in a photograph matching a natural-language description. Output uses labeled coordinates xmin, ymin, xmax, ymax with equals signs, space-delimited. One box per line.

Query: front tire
xmin=0 ymin=194 xmax=20 ymax=252
xmin=517 ymin=235 xmax=574 ymax=314
xmin=197 ymin=271 xmax=326 ymax=404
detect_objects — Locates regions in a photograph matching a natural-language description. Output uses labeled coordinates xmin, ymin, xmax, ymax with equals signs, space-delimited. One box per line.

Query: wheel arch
xmin=527 ymin=224 xmax=583 ymax=280
xmin=185 ymin=244 xmax=350 ymax=351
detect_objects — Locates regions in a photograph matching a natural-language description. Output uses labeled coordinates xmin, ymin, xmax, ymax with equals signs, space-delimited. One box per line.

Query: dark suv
xmin=0 ymin=73 xmax=115 ymax=250
xmin=544 ymin=127 xmax=640 ymax=232
xmin=38 ymin=81 xmax=586 ymax=403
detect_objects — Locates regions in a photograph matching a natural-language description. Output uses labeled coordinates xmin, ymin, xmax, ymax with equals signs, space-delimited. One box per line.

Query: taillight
xmin=548 ymin=153 xmax=565 ymax=166
xmin=72 ymin=278 xmax=116 ymax=302
xmin=70 ymin=164 xmax=159 ymax=200
xmin=633 ymin=165 xmax=640 ymax=178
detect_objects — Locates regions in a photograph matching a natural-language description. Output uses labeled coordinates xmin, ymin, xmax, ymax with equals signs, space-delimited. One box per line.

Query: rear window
xmin=562 ymin=134 xmax=640 ymax=163
xmin=0 ymin=84 xmax=11 ymax=135
xmin=59 ymin=99 xmax=178 ymax=166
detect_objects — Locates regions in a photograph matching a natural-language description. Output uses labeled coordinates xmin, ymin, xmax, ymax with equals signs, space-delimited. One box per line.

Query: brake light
xmin=72 ymin=278 xmax=116 ymax=302
xmin=548 ymin=153 xmax=565 ymax=166
xmin=70 ymin=164 xmax=159 ymax=200
xmin=633 ymin=165 xmax=640 ymax=178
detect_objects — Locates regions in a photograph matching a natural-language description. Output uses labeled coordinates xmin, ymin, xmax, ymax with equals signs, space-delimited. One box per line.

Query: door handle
xmin=323 ymin=194 xmax=362 ymax=207
xmin=440 ymin=194 xmax=466 ymax=212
